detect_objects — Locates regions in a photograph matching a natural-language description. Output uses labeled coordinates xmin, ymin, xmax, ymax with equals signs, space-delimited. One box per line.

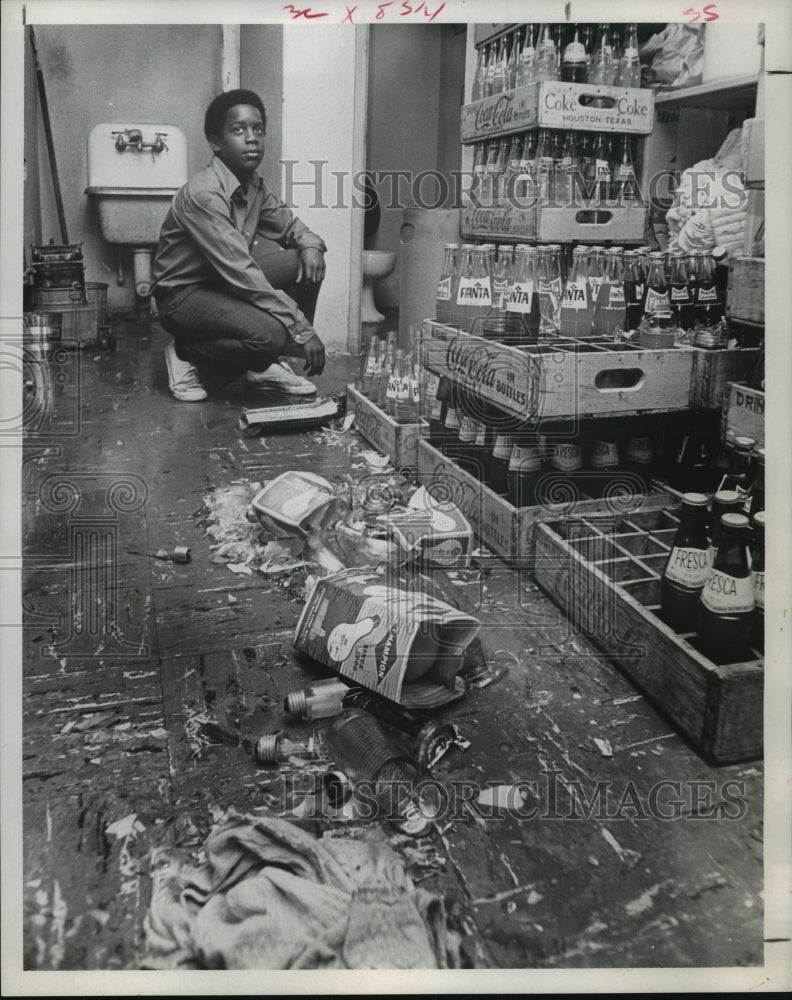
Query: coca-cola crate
xmin=533 ymin=509 xmax=763 ymax=764
xmin=416 ymin=437 xmax=671 ymax=564
xmin=727 ymin=257 xmax=765 ymax=325
xmin=535 ymin=204 xmax=647 ymax=244
xmin=347 ymin=385 xmax=424 ymax=469
xmin=421 ymin=332 xmax=694 ymax=422
xmin=689 ymin=346 xmax=762 ymax=410
xmin=460 ymin=202 xmax=536 ymax=241
xmin=461 ymin=82 xmax=655 ymax=143
xmin=725 ymin=382 xmax=765 ymax=449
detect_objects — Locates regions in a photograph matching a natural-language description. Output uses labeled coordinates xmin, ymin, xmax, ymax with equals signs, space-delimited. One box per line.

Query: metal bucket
xmin=32 ymin=281 xmax=108 ymax=345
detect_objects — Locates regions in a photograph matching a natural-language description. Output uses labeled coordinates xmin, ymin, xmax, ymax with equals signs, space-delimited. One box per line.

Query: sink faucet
xmin=112 ymin=129 xmax=168 ymax=156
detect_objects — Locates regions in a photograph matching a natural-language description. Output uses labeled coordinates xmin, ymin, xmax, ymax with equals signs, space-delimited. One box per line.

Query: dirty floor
xmin=20 ymin=316 xmax=764 ymax=971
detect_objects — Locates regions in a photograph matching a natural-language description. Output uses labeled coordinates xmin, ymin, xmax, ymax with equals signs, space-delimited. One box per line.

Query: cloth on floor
xmin=142 ymin=811 xmax=461 ymax=970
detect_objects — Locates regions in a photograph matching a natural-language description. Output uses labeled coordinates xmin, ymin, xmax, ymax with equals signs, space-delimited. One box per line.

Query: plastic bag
xmin=640 ymin=23 xmax=705 ymax=89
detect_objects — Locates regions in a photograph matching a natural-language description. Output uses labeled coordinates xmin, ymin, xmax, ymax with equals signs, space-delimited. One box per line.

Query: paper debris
xmin=227 ymin=562 xmax=254 ymax=575
xmin=342 ymin=413 xmax=355 ymax=431
xmin=227 ymin=594 xmax=239 ymax=605
xmin=105 ymin=814 xmax=145 ymax=839
xmin=360 ymin=450 xmax=391 ymax=469
xmin=625 ymin=883 xmax=663 ymax=916
xmin=526 ymin=890 xmax=543 ymax=905
xmin=593 ymin=737 xmax=613 ymax=757
xmin=476 ymin=785 xmax=527 ymax=810
xmin=600 ymin=827 xmax=641 ymax=867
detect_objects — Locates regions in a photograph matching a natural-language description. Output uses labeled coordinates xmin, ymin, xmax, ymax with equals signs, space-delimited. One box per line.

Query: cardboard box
xmin=251 ymin=472 xmax=343 ymax=536
xmin=294 ymin=568 xmax=480 ymax=708
xmin=382 ymin=485 xmax=474 ymax=568
xmin=725 ymin=382 xmax=765 ymax=448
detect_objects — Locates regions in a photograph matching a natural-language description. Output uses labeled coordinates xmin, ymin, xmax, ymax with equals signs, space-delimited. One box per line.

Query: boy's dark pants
xmin=156 ymin=242 xmax=321 ymax=386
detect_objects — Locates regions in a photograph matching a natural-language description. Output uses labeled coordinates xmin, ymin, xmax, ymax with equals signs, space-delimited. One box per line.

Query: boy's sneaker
xmin=244 ymin=361 xmax=316 ymax=395
xmin=165 ymin=339 xmax=208 ymax=401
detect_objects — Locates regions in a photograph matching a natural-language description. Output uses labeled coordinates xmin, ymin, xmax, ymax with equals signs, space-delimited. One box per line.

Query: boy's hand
xmin=299 ymin=332 xmax=326 ymax=376
xmin=297 ymin=248 xmax=325 ymax=285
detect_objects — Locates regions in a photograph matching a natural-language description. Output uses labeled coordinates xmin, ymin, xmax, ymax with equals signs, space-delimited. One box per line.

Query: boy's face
xmin=209 ymin=103 xmax=265 ymax=181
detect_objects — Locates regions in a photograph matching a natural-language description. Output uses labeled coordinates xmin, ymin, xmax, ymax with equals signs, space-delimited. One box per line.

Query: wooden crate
xmin=535 ymin=204 xmax=647 ymax=244
xmin=422 ymin=332 xmax=694 ymax=421
xmin=347 ymin=385 xmax=424 ymax=469
xmin=741 ymin=116 xmax=764 ymax=187
xmin=533 ymin=509 xmax=763 ymax=764
xmin=461 ymin=82 xmax=655 ymax=143
xmin=727 ymin=257 xmax=765 ymax=325
xmin=416 ymin=438 xmax=673 ymax=564
xmin=689 ymin=346 xmax=762 ymax=410
xmin=460 ymin=202 xmax=536 ymax=241
xmin=725 ymin=382 xmax=765 ymax=448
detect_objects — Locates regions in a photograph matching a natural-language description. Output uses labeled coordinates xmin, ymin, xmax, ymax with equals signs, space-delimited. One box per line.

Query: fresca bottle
xmin=660 ymin=492 xmax=712 ymax=633
xmin=697 ymin=512 xmax=755 ymax=663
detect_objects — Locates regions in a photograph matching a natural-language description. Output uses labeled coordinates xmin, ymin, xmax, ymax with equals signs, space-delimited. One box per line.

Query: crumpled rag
xmin=143 ymin=812 xmax=461 ymax=970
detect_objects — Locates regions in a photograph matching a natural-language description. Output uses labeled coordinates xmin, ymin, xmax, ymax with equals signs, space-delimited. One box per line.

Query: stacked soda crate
xmin=461 ymin=22 xmax=653 ymax=244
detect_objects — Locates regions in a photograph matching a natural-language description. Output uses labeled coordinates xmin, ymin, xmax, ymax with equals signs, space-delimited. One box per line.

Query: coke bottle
xmin=589 ymin=25 xmax=616 ymax=88
xmin=482 ymin=40 xmax=497 ymax=98
xmin=472 ymin=44 xmax=487 ymax=102
xmin=435 ymin=243 xmax=459 ymax=326
xmin=516 ymin=25 xmax=537 ymax=87
xmin=615 ymin=23 xmax=641 ymax=88
xmin=387 ymin=348 xmax=409 ymax=422
xmin=611 ymin=136 xmax=639 ymax=203
xmin=505 ymin=245 xmax=538 ymax=344
xmin=661 ymin=492 xmax=713 ymax=633
xmin=535 ymin=128 xmax=556 ymax=204
xmin=471 ymin=143 xmax=487 ymax=206
xmin=490 ymin=434 xmax=514 ymax=495
xmin=751 ymin=510 xmax=765 ymax=653
xmin=748 ymin=447 xmax=765 ymax=520
xmin=560 ymin=246 xmax=595 ymax=338
xmin=506 ymin=27 xmax=522 ymax=90
xmin=503 ymin=134 xmax=524 ymax=205
xmin=561 ymin=24 xmax=588 ymax=83
xmin=593 ymin=247 xmax=626 ymax=338
xmin=535 ymin=25 xmax=559 ymax=81
xmin=719 ymin=435 xmax=756 ymax=496
xmin=508 ymin=434 xmax=543 ymax=506
xmin=537 ymin=244 xmax=563 ymax=340
xmin=623 ymin=250 xmax=644 ymax=333
xmin=482 ymin=139 xmax=501 ymax=207
xmin=454 ymin=413 xmax=480 ymax=476
xmin=556 ymin=131 xmax=582 ymax=207
xmin=592 ymin=133 xmax=613 ymax=202
xmin=375 ymin=331 xmax=397 ymax=409
xmin=698 ymin=512 xmax=754 ymax=663
xmin=490 ymin=37 xmax=507 ymax=95
xmin=405 ymin=352 xmax=421 ymax=424
xmin=669 ymin=251 xmax=695 ymax=331
xmin=515 ymin=130 xmax=536 ymax=203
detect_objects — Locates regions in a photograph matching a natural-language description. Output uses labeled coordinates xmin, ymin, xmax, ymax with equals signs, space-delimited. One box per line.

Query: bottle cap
xmin=753 ymin=511 xmax=765 ymax=528
xmin=721 ymin=512 xmax=750 ymax=529
xmin=714 ymin=489 xmax=742 ymax=504
xmin=712 ymin=246 xmax=728 ymax=262
xmin=734 ymin=436 xmax=756 ymax=451
xmin=681 ymin=492 xmax=709 ymax=507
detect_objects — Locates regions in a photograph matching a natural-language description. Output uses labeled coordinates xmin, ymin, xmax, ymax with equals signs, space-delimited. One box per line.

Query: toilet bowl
xmin=361 ymin=250 xmax=396 ymax=323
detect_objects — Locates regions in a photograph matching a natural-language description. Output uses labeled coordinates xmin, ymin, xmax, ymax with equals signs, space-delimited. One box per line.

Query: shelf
xmin=653 ymin=75 xmax=758 ymax=111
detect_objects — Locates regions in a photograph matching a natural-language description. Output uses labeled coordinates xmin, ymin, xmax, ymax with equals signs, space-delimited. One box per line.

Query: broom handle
xmin=29 ymin=27 xmax=69 ymax=245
